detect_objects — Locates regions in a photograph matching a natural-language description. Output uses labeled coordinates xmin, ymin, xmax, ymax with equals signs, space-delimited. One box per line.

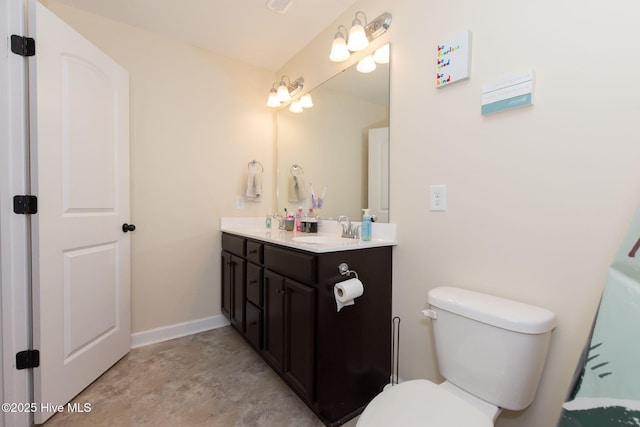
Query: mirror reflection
xmin=276 ymin=46 xmax=390 ymax=222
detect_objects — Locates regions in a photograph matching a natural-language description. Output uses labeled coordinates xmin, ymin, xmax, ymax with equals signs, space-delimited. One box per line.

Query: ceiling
xmin=51 ymin=0 xmax=359 ymax=71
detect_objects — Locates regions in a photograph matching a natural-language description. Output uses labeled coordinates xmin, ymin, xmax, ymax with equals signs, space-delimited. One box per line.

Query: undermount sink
xmin=292 ymin=235 xmax=355 ymax=245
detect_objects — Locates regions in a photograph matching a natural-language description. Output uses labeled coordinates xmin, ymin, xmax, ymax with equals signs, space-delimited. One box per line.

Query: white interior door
xmin=31 ymin=3 xmax=131 ymax=423
xmin=368 ymin=127 xmax=389 ymax=223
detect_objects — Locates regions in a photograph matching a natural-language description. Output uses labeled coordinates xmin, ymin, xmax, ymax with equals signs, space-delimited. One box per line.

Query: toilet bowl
xmin=356 ymin=380 xmax=494 ymax=427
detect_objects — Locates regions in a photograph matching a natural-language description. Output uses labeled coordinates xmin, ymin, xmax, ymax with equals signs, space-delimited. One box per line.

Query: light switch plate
xmin=430 ymin=185 xmax=447 ymax=211
xmin=235 ymin=195 xmax=245 ymax=209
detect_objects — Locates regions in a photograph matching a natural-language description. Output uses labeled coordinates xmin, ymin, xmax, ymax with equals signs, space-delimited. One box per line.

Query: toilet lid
xmin=357 ymin=380 xmax=494 ymax=427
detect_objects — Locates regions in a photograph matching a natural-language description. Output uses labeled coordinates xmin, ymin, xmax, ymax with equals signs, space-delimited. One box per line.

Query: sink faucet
xmin=337 ymin=215 xmax=360 ymax=239
xmin=273 ymin=213 xmax=285 ymax=230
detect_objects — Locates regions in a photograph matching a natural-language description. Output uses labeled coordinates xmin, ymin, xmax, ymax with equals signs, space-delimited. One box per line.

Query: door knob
xmin=122 ymin=223 xmax=136 ymax=233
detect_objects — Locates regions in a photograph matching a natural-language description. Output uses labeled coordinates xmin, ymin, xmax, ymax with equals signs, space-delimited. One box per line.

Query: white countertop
xmin=221 ymin=217 xmax=397 ymax=253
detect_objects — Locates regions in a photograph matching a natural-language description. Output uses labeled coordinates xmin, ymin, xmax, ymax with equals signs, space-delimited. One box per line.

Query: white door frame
xmin=1 ymin=0 xmax=35 ymax=426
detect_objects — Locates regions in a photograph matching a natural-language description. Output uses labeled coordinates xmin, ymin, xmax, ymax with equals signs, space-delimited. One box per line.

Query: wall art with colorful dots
xmin=436 ymin=31 xmax=472 ymax=88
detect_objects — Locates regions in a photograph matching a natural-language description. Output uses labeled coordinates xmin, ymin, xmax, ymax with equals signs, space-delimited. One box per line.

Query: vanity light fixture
xmin=356 ymin=43 xmax=390 ymax=74
xmin=277 ymin=77 xmax=292 ymax=102
xmin=329 ymin=25 xmax=350 ymax=62
xmin=267 ymin=76 xmax=304 ymax=108
xmin=266 ymin=84 xmax=281 ymax=107
xmin=347 ymin=11 xmax=369 ymax=52
xmin=329 ymin=12 xmax=392 ymax=63
xmin=289 ymin=93 xmax=313 ymax=113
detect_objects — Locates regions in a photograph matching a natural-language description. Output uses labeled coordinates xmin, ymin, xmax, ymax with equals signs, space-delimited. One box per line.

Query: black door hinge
xmin=10 ymin=35 xmax=36 ymax=57
xmin=16 ymin=350 xmax=40 ymax=370
xmin=13 ymin=195 xmax=38 ymax=215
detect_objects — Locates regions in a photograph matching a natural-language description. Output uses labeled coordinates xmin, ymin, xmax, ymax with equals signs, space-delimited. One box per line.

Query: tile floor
xmin=42 ymin=326 xmax=359 ymax=427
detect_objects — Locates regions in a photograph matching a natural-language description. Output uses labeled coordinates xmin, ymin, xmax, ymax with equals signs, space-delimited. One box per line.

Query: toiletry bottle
xmin=361 ymin=209 xmax=372 ymax=241
xmin=295 ymin=207 xmax=303 ymax=232
xmin=266 ymin=212 xmax=272 ymax=229
xmin=307 ymin=208 xmax=318 ymax=233
xmin=286 ymin=211 xmax=295 ymax=231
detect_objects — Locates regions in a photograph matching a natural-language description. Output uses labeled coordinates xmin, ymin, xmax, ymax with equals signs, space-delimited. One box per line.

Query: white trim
xmin=1 ymin=0 xmax=33 ymax=426
xmin=131 ymin=315 xmax=230 ymax=349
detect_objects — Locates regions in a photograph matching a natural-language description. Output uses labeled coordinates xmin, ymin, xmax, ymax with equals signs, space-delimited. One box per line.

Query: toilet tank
xmin=427 ymin=286 xmax=557 ymax=411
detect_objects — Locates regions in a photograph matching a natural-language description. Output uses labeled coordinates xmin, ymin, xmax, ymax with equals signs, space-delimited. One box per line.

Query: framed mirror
xmin=276 ymin=45 xmax=390 ymax=222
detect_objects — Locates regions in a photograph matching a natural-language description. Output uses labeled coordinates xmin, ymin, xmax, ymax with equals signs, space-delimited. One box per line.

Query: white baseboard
xmin=131 ymin=314 xmax=230 ymax=349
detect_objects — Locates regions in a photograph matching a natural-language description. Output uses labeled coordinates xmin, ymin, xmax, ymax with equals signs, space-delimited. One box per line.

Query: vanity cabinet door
xmin=221 ymin=251 xmax=232 ymax=320
xmin=284 ymin=278 xmax=316 ymax=402
xmin=263 ymin=269 xmax=285 ymax=370
xmin=221 ymin=251 xmax=245 ymax=332
xmin=263 ymin=270 xmax=316 ymax=402
xmin=231 ymin=256 xmax=246 ymax=332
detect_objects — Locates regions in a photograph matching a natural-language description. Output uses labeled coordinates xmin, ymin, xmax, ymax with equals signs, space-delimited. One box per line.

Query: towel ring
xmin=248 ymin=160 xmax=264 ymax=172
xmin=290 ymin=164 xmax=304 ymax=176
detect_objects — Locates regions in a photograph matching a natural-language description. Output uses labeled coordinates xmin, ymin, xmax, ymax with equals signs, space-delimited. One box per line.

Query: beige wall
xmin=279 ymin=1 xmax=640 ymax=426
xmin=46 ymin=2 xmax=276 ymax=333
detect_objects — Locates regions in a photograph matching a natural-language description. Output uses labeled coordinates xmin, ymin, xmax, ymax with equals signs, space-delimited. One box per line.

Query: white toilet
xmin=357 ymin=286 xmax=557 ymax=427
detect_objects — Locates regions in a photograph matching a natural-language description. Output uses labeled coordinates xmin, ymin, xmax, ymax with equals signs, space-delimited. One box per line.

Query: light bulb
xmin=267 ymin=88 xmax=281 ymax=108
xmin=277 ymin=81 xmax=291 ymax=102
xmin=300 ymin=94 xmax=313 ymax=108
xmin=347 ymin=17 xmax=368 ymax=51
xmin=356 ymin=55 xmax=376 ymax=73
xmin=329 ymin=33 xmax=350 ymax=62
xmin=373 ymin=44 xmax=390 ymax=64
xmin=289 ymin=101 xmax=303 ymax=113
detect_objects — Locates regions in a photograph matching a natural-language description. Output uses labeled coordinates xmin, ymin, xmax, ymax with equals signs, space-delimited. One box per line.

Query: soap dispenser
xmin=361 ymin=209 xmax=372 ymax=241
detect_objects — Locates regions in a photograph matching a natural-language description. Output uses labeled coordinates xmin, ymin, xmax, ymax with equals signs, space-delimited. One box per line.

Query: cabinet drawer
xmin=246 ymin=240 xmax=263 ymax=264
xmin=264 ymin=245 xmax=316 ymax=284
xmin=245 ymin=302 xmax=262 ymax=350
xmin=246 ymin=262 xmax=263 ymax=307
xmin=222 ymin=233 xmax=245 ymax=257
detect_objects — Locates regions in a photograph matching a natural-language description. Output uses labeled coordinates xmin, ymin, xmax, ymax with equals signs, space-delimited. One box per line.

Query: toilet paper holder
xmin=338 ymin=262 xmax=359 ymax=279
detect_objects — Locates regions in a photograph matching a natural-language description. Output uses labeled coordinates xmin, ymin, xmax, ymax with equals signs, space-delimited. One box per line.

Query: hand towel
xmin=245 ymin=171 xmax=262 ymax=200
xmin=288 ymin=175 xmax=306 ymax=203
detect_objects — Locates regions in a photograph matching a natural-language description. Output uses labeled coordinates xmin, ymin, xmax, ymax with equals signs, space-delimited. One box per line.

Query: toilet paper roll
xmin=334 ymin=278 xmax=364 ymax=312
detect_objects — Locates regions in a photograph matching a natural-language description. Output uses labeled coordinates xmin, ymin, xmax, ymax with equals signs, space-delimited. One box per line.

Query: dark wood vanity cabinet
xmin=221 ymin=250 xmax=245 ymax=332
xmin=221 ymin=232 xmax=392 ymax=426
